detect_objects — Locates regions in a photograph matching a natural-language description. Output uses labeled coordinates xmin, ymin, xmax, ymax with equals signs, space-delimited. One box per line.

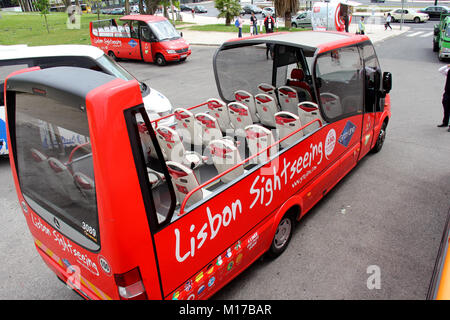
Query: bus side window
xmin=360 ymin=42 xmax=382 ymax=112
xmin=140 ymin=26 xmax=154 ymax=42
xmin=315 ymin=46 xmax=363 ymax=121
xmin=126 ymin=108 xmax=175 ymax=228
xmin=130 ymin=21 xmax=140 ymax=39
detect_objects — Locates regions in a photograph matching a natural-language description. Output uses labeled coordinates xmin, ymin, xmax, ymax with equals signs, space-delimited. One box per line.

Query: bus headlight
xmin=166 ymin=49 xmax=176 ymax=54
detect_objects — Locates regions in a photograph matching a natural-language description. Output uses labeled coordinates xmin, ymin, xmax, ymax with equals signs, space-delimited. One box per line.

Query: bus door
xmin=120 ymin=20 xmax=142 ymax=60
xmin=138 ymin=22 xmax=155 ymax=63
xmin=358 ymin=42 xmax=381 ymax=159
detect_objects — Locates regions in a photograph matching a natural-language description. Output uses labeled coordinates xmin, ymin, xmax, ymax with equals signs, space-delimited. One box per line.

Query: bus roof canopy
xmin=219 ymin=31 xmax=369 ymax=56
xmin=119 ymin=15 xmax=167 ymax=23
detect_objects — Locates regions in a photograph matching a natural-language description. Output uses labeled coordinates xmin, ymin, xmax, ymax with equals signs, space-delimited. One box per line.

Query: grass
xmin=185 ymin=23 xmax=311 ymax=33
xmin=0 ymin=12 xmax=121 ymax=46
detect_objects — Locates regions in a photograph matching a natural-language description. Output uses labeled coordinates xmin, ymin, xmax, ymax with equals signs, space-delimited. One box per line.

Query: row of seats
xmin=92 ymin=26 xmax=131 ymax=38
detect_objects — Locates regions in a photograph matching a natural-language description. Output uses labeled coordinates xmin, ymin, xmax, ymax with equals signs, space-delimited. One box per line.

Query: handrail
xmin=179 ymin=118 xmax=323 ymax=215
xmin=150 ymin=101 xmax=209 ymax=129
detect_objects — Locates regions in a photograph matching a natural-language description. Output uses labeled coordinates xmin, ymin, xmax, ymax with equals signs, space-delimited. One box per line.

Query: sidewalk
xmin=175 ymin=12 xmax=410 ymax=46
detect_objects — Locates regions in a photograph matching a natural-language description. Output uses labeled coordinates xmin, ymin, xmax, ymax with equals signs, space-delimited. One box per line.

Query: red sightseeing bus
xmin=4 ymin=31 xmax=391 ymax=300
xmin=89 ymin=15 xmax=191 ymax=66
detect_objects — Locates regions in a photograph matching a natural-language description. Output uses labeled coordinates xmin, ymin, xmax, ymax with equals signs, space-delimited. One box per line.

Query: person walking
xmin=343 ymin=13 xmax=349 ymax=33
xmin=357 ymin=16 xmax=365 ymax=35
xmin=385 ymin=13 xmax=392 ymax=30
xmin=250 ymin=12 xmax=258 ymax=35
xmin=438 ymin=64 xmax=450 ymax=131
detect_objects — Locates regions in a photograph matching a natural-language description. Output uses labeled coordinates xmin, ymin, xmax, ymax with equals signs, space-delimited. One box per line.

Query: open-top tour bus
xmin=89 ymin=15 xmax=191 ymax=66
xmin=4 ymin=31 xmax=391 ymax=300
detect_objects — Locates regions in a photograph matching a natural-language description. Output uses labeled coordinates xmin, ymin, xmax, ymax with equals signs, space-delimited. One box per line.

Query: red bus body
xmin=4 ymin=31 xmax=391 ymax=300
xmin=89 ymin=15 xmax=191 ymax=65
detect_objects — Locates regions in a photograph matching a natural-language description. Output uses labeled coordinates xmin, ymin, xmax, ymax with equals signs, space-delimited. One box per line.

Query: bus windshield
xmin=149 ymin=20 xmax=180 ymax=41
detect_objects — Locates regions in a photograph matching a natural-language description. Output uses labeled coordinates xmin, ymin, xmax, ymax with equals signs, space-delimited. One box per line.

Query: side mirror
xmin=382 ymin=72 xmax=392 ymax=94
xmin=434 ymin=25 xmax=440 ymax=36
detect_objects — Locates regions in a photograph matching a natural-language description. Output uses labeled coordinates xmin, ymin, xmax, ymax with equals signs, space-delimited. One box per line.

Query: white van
xmin=0 ymin=45 xmax=174 ymax=130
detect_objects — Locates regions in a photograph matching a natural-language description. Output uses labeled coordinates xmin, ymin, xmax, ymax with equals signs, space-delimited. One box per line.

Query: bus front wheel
xmin=266 ymin=213 xmax=294 ymax=259
xmin=155 ymin=54 xmax=166 ymax=66
xmin=108 ymin=51 xmax=116 ymax=61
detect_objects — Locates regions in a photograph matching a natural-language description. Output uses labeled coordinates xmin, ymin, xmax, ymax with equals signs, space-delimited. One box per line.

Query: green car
xmin=433 ymin=14 xmax=450 ymax=60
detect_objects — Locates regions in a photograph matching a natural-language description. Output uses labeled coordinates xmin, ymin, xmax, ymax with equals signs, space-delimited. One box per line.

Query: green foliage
xmin=215 ymin=0 xmax=242 ymax=25
xmin=34 ymin=0 xmax=51 ymax=33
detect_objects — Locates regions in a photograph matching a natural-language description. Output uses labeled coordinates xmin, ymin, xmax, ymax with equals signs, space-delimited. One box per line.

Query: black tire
xmin=108 ymin=51 xmax=116 ymax=61
xmin=433 ymin=40 xmax=439 ymax=52
xmin=371 ymin=122 xmax=387 ymax=153
xmin=414 ymin=17 xmax=421 ymax=23
xmin=155 ymin=54 xmax=166 ymax=66
xmin=266 ymin=214 xmax=294 ymax=259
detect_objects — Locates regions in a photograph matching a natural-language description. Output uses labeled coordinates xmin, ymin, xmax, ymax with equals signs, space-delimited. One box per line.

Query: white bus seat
xmin=137 ymin=122 xmax=158 ymax=161
xmin=47 ymin=157 xmax=83 ymax=203
xmin=195 ymin=112 xmax=223 ymax=146
xmin=275 ymin=111 xmax=303 ymax=149
xmin=166 ymin=161 xmax=205 ymax=208
xmin=320 ymin=93 xmax=342 ymax=119
xmin=278 ymin=86 xmax=299 ymax=114
xmin=207 ymin=98 xmax=230 ymax=132
xmin=208 ymin=139 xmax=244 ymax=184
xmin=235 ymin=90 xmax=258 ymax=122
xmin=254 ymin=93 xmax=279 ymax=128
xmin=73 ymin=171 xmax=96 ymax=201
xmin=297 ymin=102 xmax=323 ymax=135
xmin=257 ymin=83 xmax=278 ymax=104
xmin=245 ymin=124 xmax=277 ymax=164
xmin=174 ymin=108 xmax=203 ymax=146
xmin=155 ymin=125 xmax=207 ymax=169
xmin=227 ymin=102 xmax=253 ymax=136
xmin=147 ymin=168 xmax=166 ymax=188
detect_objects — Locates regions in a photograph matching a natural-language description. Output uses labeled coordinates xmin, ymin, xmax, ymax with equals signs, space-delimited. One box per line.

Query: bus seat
xmin=235 ymin=90 xmax=258 ymax=122
xmin=254 ymin=93 xmax=279 ymax=128
xmin=245 ymin=124 xmax=277 ymax=164
xmin=166 ymin=161 xmax=205 ymax=208
xmin=195 ymin=112 xmax=223 ymax=147
xmin=208 ymin=138 xmax=244 ymax=184
xmin=257 ymin=83 xmax=278 ymax=105
xmin=275 ymin=111 xmax=303 ymax=149
xmin=228 ymin=102 xmax=253 ymax=136
xmin=207 ymin=98 xmax=230 ymax=132
xmin=289 ymin=69 xmax=311 ymax=92
xmin=155 ymin=125 xmax=207 ymax=169
xmin=174 ymin=108 xmax=203 ymax=146
xmin=278 ymin=86 xmax=299 ymax=114
xmin=297 ymin=102 xmax=323 ymax=135
xmin=47 ymin=157 xmax=84 ymax=203
xmin=320 ymin=93 xmax=342 ymax=119
xmin=73 ymin=171 xmax=96 ymax=202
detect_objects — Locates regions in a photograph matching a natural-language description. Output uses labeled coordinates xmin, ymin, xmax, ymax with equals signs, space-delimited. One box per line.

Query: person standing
xmin=264 ymin=14 xmax=275 ymax=33
xmin=385 ymin=13 xmax=392 ymax=30
xmin=357 ymin=16 xmax=365 ymax=35
xmin=343 ymin=13 xmax=349 ymax=33
xmin=250 ymin=12 xmax=258 ymax=35
xmin=438 ymin=64 xmax=450 ymax=131
xmin=237 ymin=14 xmax=244 ymax=38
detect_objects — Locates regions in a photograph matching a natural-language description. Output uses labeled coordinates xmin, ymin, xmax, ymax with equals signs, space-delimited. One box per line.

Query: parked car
xmin=419 ymin=6 xmax=450 ymax=19
xmin=433 ymin=14 xmax=450 ymax=60
xmin=261 ymin=6 xmax=275 ymax=17
xmin=109 ymin=7 xmax=125 ymax=15
xmin=180 ymin=4 xmax=192 ymax=12
xmin=292 ymin=11 xmax=312 ymax=28
xmin=387 ymin=9 xmax=429 ymax=23
xmin=193 ymin=5 xmax=207 ymax=13
xmin=242 ymin=4 xmax=262 ymax=15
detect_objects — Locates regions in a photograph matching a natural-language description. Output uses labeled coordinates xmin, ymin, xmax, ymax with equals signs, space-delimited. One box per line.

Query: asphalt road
xmin=1 ymin=20 xmax=449 ymax=300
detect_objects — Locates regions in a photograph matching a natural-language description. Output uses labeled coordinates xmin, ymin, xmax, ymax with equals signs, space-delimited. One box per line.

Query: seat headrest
xmin=291 ymin=69 xmax=304 ymax=81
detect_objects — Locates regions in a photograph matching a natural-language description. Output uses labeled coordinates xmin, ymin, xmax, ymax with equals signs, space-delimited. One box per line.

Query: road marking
xmin=420 ymin=32 xmax=433 ymax=37
xmin=407 ymin=31 xmax=424 ymax=37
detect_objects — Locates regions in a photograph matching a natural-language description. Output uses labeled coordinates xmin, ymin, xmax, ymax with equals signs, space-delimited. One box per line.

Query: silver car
xmin=292 ymin=11 xmax=312 ymax=28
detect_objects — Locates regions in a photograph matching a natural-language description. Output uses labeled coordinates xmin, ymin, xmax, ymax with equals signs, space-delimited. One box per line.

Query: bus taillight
xmin=114 ymin=267 xmax=148 ymax=300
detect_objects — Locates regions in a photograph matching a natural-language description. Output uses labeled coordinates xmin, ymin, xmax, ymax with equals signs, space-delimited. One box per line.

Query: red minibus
xmin=4 ymin=31 xmax=391 ymax=300
xmin=89 ymin=15 xmax=191 ymax=66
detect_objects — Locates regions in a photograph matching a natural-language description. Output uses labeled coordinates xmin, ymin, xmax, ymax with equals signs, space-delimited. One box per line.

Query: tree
xmin=215 ymin=0 xmax=241 ymax=26
xmin=274 ymin=0 xmax=299 ymax=29
xmin=35 ymin=0 xmax=50 ymax=33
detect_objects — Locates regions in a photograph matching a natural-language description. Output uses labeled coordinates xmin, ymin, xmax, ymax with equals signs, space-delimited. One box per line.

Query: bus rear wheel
xmin=108 ymin=51 xmax=116 ymax=61
xmin=266 ymin=213 xmax=294 ymax=259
